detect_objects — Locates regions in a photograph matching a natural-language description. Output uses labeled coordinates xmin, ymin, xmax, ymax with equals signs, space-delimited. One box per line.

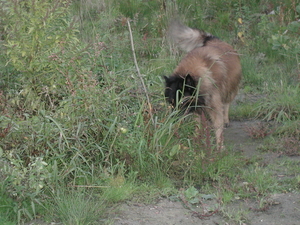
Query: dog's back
xmin=173 ymin=38 xmax=241 ymax=104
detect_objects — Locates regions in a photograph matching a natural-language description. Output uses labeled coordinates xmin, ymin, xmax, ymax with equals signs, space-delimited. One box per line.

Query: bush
xmin=2 ymin=0 xmax=88 ymax=111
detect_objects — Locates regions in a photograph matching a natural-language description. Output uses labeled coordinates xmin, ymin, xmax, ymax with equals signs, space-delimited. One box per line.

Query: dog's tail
xmin=168 ymin=20 xmax=215 ymax=52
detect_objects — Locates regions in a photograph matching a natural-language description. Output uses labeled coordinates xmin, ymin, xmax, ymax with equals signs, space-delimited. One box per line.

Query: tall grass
xmin=1 ymin=0 xmax=300 ymax=223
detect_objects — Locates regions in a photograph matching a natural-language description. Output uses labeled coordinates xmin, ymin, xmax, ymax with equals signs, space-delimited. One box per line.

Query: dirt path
xmin=111 ymin=193 xmax=300 ymax=225
xmin=110 ymin=121 xmax=300 ymax=225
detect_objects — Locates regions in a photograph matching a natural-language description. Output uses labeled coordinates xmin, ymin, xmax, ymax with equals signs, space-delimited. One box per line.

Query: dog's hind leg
xmin=223 ymin=103 xmax=230 ymax=128
xmin=206 ymin=97 xmax=225 ymax=150
xmin=211 ymin=112 xmax=224 ymax=150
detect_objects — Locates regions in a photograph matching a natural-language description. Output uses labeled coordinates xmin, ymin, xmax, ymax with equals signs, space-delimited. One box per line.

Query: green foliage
xmin=1 ymin=0 xmax=300 ymax=223
xmin=0 ymin=186 xmax=16 ymax=224
xmin=276 ymin=120 xmax=300 ymax=137
xmin=50 ymin=189 xmax=104 ymax=225
xmin=102 ymin=182 xmax=135 ymax=203
xmin=184 ymin=186 xmax=200 ymax=204
xmin=241 ymin=164 xmax=279 ymax=194
xmin=254 ymin=85 xmax=300 ymax=122
xmin=4 ymin=0 xmax=77 ymax=72
xmin=2 ymin=0 xmax=88 ymax=111
xmin=1 ymin=154 xmax=50 ymax=222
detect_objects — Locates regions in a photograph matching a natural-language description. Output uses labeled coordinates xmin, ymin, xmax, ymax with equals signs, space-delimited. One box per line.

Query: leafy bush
xmin=2 ymin=0 xmax=87 ymax=111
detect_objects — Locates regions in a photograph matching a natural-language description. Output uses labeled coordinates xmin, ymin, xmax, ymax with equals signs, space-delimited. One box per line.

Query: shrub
xmin=2 ymin=0 xmax=87 ymax=111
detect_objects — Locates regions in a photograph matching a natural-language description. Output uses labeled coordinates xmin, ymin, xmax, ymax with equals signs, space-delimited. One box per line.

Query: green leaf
xmin=189 ymin=197 xmax=200 ymax=204
xmin=169 ymin=144 xmax=180 ymax=157
xmin=28 ymin=27 xmax=35 ymax=34
xmin=287 ymin=21 xmax=300 ymax=33
xmin=184 ymin=186 xmax=199 ymax=199
xmin=201 ymin=194 xmax=216 ymax=200
xmin=296 ymin=4 xmax=300 ymax=14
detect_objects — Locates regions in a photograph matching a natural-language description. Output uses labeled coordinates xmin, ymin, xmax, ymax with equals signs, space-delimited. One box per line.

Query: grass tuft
xmin=51 ymin=189 xmax=105 ymax=225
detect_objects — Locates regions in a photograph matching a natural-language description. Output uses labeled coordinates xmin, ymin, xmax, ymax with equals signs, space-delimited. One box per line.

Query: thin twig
xmin=127 ymin=19 xmax=154 ymax=125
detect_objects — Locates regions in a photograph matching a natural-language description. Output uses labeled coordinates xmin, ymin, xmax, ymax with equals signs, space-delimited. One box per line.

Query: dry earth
xmin=109 ymin=121 xmax=300 ymax=225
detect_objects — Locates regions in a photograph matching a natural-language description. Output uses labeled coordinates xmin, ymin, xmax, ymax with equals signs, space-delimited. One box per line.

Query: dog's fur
xmin=164 ymin=21 xmax=242 ymax=149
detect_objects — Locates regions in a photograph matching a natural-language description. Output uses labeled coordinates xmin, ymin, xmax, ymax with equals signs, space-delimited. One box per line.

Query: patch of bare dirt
xmin=238 ymin=193 xmax=300 ymax=225
xmin=109 ymin=120 xmax=300 ymax=225
xmin=111 ymin=199 xmax=224 ymax=225
xmin=110 ymin=193 xmax=300 ymax=225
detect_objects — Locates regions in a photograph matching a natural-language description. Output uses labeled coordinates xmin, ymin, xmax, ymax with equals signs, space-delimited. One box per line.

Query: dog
xmin=164 ymin=21 xmax=242 ymax=149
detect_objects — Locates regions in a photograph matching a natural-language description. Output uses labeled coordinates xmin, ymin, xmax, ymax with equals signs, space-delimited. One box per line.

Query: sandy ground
xmin=110 ymin=194 xmax=300 ymax=225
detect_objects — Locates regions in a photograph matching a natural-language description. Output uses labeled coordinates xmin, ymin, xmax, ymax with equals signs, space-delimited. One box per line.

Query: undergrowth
xmin=0 ymin=0 xmax=300 ymax=224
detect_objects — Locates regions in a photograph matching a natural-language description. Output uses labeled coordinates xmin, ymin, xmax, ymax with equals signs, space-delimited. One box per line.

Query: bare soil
xmin=110 ymin=120 xmax=300 ymax=225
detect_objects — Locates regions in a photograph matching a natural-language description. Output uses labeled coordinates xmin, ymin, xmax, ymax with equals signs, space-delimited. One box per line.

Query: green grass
xmin=255 ymin=85 xmax=300 ymax=122
xmin=0 ymin=192 xmax=16 ymax=225
xmin=1 ymin=0 xmax=300 ymax=224
xmin=49 ymin=189 xmax=105 ymax=225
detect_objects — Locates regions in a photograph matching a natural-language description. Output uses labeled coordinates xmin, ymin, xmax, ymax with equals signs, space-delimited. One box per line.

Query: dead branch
xmin=127 ymin=19 xmax=154 ymax=125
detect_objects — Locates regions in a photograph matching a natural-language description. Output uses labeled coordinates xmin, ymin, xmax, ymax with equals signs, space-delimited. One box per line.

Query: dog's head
xmin=164 ymin=74 xmax=205 ymax=112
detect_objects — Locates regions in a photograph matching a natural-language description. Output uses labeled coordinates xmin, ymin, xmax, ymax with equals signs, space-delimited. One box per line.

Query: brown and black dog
xmin=164 ymin=21 xmax=242 ymax=149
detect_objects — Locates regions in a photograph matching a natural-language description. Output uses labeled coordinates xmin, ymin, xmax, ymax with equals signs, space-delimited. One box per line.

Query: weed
xmin=244 ymin=122 xmax=273 ymax=139
xmin=254 ymin=86 xmax=300 ymax=122
xmin=221 ymin=207 xmax=249 ymax=225
xmin=281 ymin=136 xmax=300 ymax=156
xmin=0 ymin=184 xmax=16 ymax=224
xmin=276 ymin=120 xmax=300 ymax=137
xmin=261 ymin=136 xmax=300 ymax=156
xmin=250 ymin=196 xmax=280 ymax=212
xmin=179 ymin=186 xmax=220 ymax=220
xmin=241 ymin=163 xmax=279 ymax=195
xmin=51 ymin=189 xmax=104 ymax=225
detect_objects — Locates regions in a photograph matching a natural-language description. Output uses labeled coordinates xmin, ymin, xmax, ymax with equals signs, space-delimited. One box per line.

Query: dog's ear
xmin=185 ymin=74 xmax=196 ymax=87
